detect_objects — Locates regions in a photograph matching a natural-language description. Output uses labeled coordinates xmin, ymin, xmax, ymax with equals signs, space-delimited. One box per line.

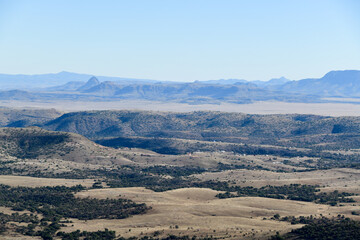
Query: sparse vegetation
xmin=0 ymin=184 xmax=149 ymax=220
xmin=1 ymin=110 xmax=360 ymax=240
xmin=215 ymin=184 xmax=356 ymax=205
xmin=271 ymin=216 xmax=360 ymax=240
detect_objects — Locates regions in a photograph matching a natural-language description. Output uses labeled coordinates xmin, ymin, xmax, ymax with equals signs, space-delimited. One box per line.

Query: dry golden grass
xmin=0 ymin=175 xmax=95 ymax=188
xmin=1 ymin=235 xmax=41 ymax=240
xmin=123 ymin=148 xmax=308 ymax=172
xmin=194 ymin=168 xmax=360 ymax=191
xmin=0 ymin=207 xmax=32 ymax=215
xmin=71 ymin=187 xmax=360 ymax=239
xmin=0 ymin=169 xmax=359 ymax=239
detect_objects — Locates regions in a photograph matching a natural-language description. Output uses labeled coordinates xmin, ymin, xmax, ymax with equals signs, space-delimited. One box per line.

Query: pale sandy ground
xmin=1 ymin=236 xmax=41 ymax=240
xmin=72 ymin=187 xmax=360 ymax=239
xmin=0 ymin=175 xmax=359 ymax=239
xmin=0 ymin=175 xmax=95 ymax=188
xmin=194 ymin=168 xmax=360 ymax=193
xmin=1 ymin=100 xmax=359 ymax=239
xmin=2 ymin=100 xmax=360 ymax=116
xmin=0 ymin=207 xmax=33 ymax=215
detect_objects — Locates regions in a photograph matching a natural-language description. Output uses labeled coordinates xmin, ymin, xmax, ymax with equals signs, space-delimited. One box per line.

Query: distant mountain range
xmin=0 ymin=71 xmax=159 ymax=89
xmin=0 ymin=70 xmax=359 ymax=104
xmin=40 ymin=77 xmax=313 ymax=104
xmin=273 ymin=70 xmax=360 ymax=97
xmin=253 ymin=77 xmax=291 ymax=87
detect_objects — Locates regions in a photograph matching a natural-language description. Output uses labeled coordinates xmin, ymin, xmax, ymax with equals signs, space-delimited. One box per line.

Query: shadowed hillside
xmin=0 ymin=107 xmax=62 ymax=127
xmin=0 ymin=127 xmax=132 ymax=165
xmin=42 ymin=110 xmax=360 ymax=150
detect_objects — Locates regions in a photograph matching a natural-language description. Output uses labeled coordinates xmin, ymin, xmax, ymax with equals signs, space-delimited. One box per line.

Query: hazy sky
xmin=0 ymin=0 xmax=359 ymax=81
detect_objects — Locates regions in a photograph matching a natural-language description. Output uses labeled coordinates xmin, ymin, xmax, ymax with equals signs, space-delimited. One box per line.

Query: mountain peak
xmin=253 ymin=76 xmax=290 ymax=87
xmin=87 ymin=76 xmax=100 ymax=85
xmin=77 ymin=76 xmax=100 ymax=92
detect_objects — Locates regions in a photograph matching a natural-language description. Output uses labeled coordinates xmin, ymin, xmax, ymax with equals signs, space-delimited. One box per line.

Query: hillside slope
xmin=0 ymin=107 xmax=62 ymax=127
xmin=42 ymin=110 xmax=360 ymax=149
xmin=0 ymin=127 xmax=132 ymax=165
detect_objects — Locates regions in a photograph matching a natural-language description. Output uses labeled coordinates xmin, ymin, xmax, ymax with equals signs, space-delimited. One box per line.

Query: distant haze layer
xmin=1 ymin=100 xmax=360 ymax=117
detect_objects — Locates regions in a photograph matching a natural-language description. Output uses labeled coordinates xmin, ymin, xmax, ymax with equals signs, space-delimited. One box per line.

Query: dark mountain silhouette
xmin=0 ymin=70 xmax=358 ymax=103
xmin=275 ymin=70 xmax=360 ymax=97
xmin=77 ymin=76 xmax=100 ymax=92
xmin=0 ymin=71 xmax=158 ymax=89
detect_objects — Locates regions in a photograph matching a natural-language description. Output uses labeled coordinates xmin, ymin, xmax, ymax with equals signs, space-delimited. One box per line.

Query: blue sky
xmin=0 ymin=0 xmax=359 ymax=81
